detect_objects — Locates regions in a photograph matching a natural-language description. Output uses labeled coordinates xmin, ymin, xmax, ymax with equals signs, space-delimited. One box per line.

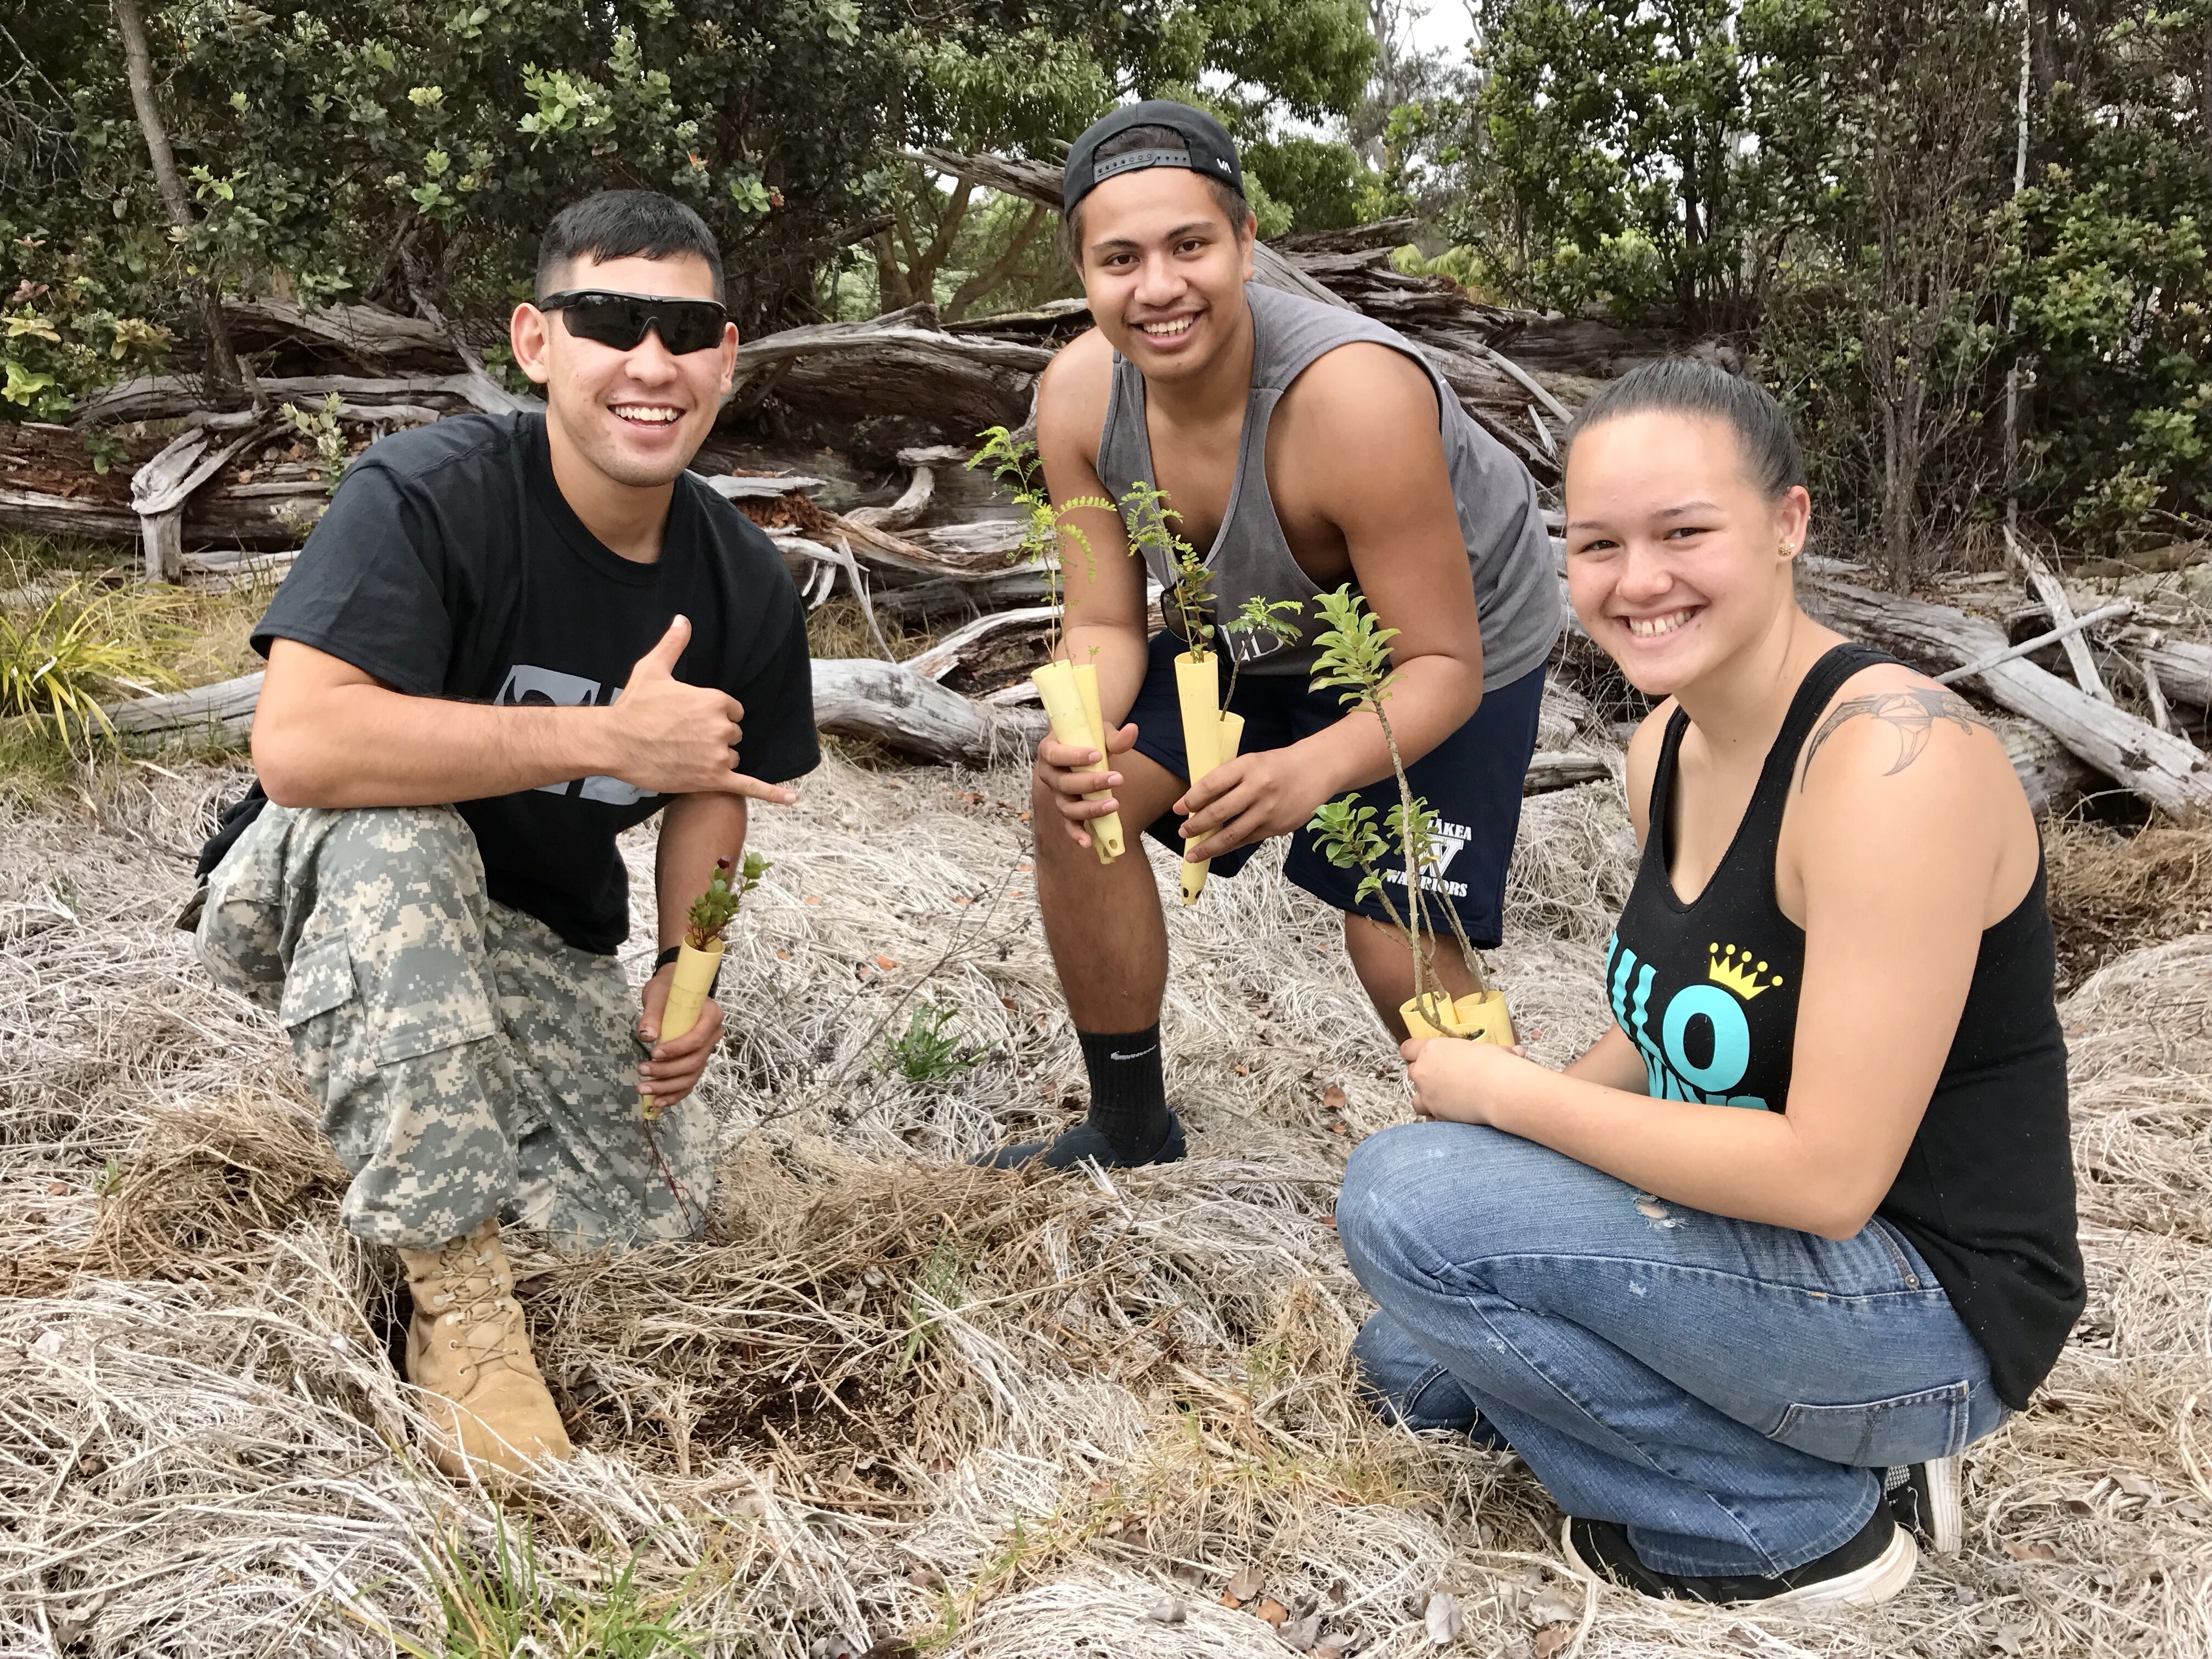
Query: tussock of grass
xmin=2 ymin=754 xmax=2208 ymax=1657
xmin=2045 ymin=817 xmax=2212 ymax=987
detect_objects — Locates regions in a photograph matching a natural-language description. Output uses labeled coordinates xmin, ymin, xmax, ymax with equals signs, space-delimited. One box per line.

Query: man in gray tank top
xmin=980 ymin=101 xmax=1561 ymax=1171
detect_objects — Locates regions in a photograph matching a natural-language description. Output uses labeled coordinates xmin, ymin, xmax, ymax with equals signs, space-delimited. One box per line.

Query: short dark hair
xmin=1565 ymin=357 xmax=1807 ymax=498
xmin=1064 ymin=125 xmax=1252 ymax=262
xmin=535 ymin=190 xmax=725 ymax=303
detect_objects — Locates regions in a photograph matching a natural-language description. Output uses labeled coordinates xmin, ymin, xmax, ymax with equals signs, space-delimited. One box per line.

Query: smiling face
xmin=1563 ymin=411 xmax=1812 ymax=698
xmin=509 ymin=251 xmax=736 ymax=491
xmin=1073 ymin=167 xmax=1256 ymax=387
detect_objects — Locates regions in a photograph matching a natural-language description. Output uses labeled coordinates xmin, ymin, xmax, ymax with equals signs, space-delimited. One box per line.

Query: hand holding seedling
xmin=1403 ymin=1035 xmax=1532 ymax=1124
xmin=638 ymin=968 xmax=723 ymax=1108
xmin=1036 ymin=721 xmax=1140 ymax=849
xmin=610 ymin=617 xmax=800 ymax=804
xmin=1175 ymin=747 xmax=1331 ymax=861
xmin=639 ymin=851 xmax=767 ymax=1116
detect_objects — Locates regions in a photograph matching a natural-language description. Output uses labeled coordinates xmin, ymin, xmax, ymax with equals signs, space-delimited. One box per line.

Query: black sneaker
xmin=972 ymin=1111 xmax=1186 ymax=1171
xmin=1560 ymin=1506 xmax=1916 ymax=1608
xmin=1884 ymin=1457 xmax=1962 ymax=1554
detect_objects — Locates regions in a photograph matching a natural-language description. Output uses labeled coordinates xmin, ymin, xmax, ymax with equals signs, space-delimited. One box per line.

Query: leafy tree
xmin=863 ymin=0 xmax=1375 ymax=317
xmin=4 ymin=0 xmax=911 ymax=368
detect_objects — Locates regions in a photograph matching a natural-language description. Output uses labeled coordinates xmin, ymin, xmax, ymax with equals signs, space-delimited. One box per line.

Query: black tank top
xmin=1607 ymin=642 xmax=2083 ymax=1408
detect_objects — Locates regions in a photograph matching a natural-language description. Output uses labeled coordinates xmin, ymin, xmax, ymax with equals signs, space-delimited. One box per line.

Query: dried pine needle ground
xmin=3 ymin=752 xmax=2208 ymax=1658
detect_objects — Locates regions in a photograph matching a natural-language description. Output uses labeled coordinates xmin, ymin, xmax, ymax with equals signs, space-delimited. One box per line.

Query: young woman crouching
xmin=1336 ymin=360 xmax=2083 ymax=1607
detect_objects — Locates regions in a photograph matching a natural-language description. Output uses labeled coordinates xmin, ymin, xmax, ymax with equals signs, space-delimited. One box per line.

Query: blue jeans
xmin=1337 ymin=1122 xmax=2008 ymax=1577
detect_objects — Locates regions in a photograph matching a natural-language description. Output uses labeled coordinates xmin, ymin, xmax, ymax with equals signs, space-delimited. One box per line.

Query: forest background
xmin=3 ymin=0 xmax=2208 ymax=583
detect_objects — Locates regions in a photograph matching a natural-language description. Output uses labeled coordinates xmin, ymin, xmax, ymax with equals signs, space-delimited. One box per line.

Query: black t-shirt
xmin=245 ymin=411 xmax=818 ymax=953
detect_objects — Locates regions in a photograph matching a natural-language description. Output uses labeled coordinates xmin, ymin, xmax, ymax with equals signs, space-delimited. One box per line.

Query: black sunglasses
xmin=537 ymin=289 xmax=729 ymax=356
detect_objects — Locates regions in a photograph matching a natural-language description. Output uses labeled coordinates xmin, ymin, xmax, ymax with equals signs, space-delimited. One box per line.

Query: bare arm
xmin=1406 ymin=675 xmax=2028 ymax=1237
xmin=1029 ymin=330 xmax=1153 ymax=849
xmin=1178 ymin=345 xmax=1487 ymax=857
xmin=252 ymin=619 xmax=799 ymax=810
xmin=1037 ymin=330 xmax=1150 ymax=718
xmin=635 ymin=791 xmax=749 ymax=1109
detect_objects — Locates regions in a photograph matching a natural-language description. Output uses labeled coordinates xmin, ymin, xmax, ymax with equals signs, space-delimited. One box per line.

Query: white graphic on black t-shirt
xmin=494 ymin=664 xmax=651 ymax=806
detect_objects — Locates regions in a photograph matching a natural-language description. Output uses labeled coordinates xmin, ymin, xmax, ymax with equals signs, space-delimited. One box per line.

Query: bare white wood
xmin=2006 ymin=523 xmax=2112 ymax=701
xmin=1931 ymin=599 xmax=2133 ymax=684
xmin=810 ymin=657 xmax=1045 ymax=764
xmin=904 ymin=606 xmax=1057 ymax=682
xmin=1804 ymin=572 xmax=2212 ymax=817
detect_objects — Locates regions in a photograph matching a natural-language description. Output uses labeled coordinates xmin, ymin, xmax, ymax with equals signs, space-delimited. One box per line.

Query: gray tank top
xmin=1097 ymin=281 xmax=1559 ymax=686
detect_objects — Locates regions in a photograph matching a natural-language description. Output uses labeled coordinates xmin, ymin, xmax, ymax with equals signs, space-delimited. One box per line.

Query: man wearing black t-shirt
xmin=193 ymin=191 xmax=817 ymax=1476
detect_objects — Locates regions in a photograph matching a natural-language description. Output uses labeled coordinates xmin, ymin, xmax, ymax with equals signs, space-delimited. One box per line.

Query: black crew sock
xmin=1076 ymin=1025 xmax=1170 ymax=1156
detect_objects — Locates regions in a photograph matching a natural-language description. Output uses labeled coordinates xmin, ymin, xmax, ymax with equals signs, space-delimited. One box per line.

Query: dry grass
xmin=3 ymin=753 xmax=2208 ymax=1658
xmin=2044 ymin=818 xmax=2212 ymax=989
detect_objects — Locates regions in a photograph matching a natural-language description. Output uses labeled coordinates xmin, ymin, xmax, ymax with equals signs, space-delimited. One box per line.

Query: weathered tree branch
xmin=111 ymin=0 xmax=244 ymax=400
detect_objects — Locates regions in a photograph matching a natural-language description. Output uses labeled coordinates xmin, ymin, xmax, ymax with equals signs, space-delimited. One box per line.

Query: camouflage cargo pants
xmin=195 ymin=803 xmax=714 ymax=1250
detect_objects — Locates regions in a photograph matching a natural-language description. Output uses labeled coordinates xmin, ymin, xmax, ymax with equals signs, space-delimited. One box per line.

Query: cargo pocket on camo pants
xmin=276 ymin=928 xmax=364 ymax=1105
xmin=1768 ymin=1379 xmax=1973 ymax=1467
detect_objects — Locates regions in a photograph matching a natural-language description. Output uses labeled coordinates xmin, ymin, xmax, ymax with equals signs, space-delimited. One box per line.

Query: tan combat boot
xmin=398 ymin=1217 xmax=573 ymax=1477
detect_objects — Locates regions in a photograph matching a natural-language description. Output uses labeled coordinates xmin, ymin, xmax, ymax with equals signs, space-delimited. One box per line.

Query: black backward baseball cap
xmin=1062 ymin=100 xmax=1244 ymax=219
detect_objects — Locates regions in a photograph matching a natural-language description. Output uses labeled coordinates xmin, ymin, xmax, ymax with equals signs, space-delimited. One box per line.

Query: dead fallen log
xmin=1802 ymin=571 xmax=2212 ymax=819
xmin=1932 ymin=600 xmax=2134 ymax=685
xmin=131 ymin=418 xmax=280 ymax=582
xmin=108 ymin=658 xmax=1048 ymax=769
xmin=2118 ymin=627 xmax=2212 ymax=712
xmin=75 ymin=372 xmax=534 ymax=426
xmin=812 ymin=657 xmax=1045 ymax=764
xmin=0 ymin=486 xmax=138 ymax=541
xmin=1994 ymin=715 xmax=2099 ymax=819
xmin=105 ymin=672 xmax=263 ymax=740
xmin=221 ymin=297 xmax=460 ymax=373
xmin=726 ymin=318 xmax=1052 ymax=441
xmin=1524 ymin=752 xmax=1613 ymax=794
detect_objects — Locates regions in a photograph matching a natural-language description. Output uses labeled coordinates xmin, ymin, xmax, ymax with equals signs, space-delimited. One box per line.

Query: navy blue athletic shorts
xmin=1125 ymin=629 xmax=1545 ymax=948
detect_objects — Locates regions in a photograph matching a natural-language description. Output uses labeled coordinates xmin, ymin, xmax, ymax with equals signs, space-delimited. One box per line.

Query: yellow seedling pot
xmin=642 ymin=938 xmax=723 ymax=1120
xmin=1180 ymin=709 xmax=1243 ymax=905
xmin=1032 ymin=659 xmax=1123 ymax=864
xmin=1173 ymin=651 xmax=1238 ymax=906
xmin=1401 ymin=989 xmax=1517 ymax=1046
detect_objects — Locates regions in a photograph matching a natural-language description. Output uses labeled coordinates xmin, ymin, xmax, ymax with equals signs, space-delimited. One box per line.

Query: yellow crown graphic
xmin=1708 ymin=943 xmax=1783 ymax=1001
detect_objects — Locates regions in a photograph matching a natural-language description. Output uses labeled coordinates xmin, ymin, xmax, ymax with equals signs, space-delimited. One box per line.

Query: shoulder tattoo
xmin=1801 ymin=688 xmax=1990 ymax=791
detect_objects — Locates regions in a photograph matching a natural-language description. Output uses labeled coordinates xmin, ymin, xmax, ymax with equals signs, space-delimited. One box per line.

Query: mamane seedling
xmin=642 ymin=850 xmax=768 ymax=1119
xmin=1305 ymin=585 xmax=1513 ymax=1043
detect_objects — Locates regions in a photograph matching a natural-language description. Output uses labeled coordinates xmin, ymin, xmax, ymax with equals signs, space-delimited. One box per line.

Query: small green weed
xmin=879 ymin=1002 xmax=986 ymax=1086
xmin=81 ymin=425 xmax=131 ymax=476
xmin=282 ymin=391 xmax=351 ymax=491
xmin=364 ymin=1505 xmax=706 ymax=1659
xmin=897 ymin=1229 xmax=973 ymax=1375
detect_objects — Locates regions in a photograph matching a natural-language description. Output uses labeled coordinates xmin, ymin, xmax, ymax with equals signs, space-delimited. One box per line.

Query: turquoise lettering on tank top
xmin=1604 ymin=932 xmax=1770 ymax=1111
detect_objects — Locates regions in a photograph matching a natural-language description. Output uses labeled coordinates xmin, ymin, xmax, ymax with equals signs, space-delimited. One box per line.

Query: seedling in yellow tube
xmin=970 ymin=427 xmax=1124 ymax=862
xmin=1304 ymin=586 xmax=1515 ymax=1045
xmin=643 ymin=850 xmax=768 ymax=1119
xmin=1126 ymin=483 xmax=1241 ymax=904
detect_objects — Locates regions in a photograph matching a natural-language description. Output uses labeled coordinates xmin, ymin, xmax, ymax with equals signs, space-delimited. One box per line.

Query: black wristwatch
xmin=654 ymin=943 xmax=722 ymax=997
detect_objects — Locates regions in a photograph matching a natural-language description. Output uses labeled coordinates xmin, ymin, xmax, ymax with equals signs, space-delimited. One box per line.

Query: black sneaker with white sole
xmin=1884 ymin=1457 xmax=1963 ymax=1554
xmin=1560 ymin=1506 xmax=1916 ymax=1607
xmin=972 ymin=1110 xmax=1187 ymax=1171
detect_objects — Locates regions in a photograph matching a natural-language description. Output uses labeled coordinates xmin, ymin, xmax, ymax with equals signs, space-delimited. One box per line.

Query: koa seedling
xmin=642 ymin=850 xmax=768 ymax=1120
xmin=970 ymin=427 xmax=1125 ymax=864
xmin=1304 ymin=586 xmax=1514 ymax=1044
xmin=1127 ymin=486 xmax=1286 ymax=906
